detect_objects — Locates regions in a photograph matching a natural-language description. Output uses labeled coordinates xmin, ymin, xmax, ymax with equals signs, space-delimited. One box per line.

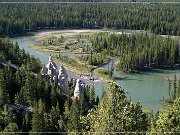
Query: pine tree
xmin=3 ymin=122 xmax=19 ymax=134
xmin=95 ymin=96 xmax=99 ymax=105
xmin=50 ymin=81 xmax=57 ymax=107
xmin=22 ymin=114 xmax=31 ymax=132
xmin=93 ymin=91 xmax=110 ymax=132
xmin=109 ymin=60 xmax=114 ymax=78
xmin=49 ymin=103 xmax=62 ymax=132
xmin=67 ymin=99 xmax=80 ymax=132
xmin=89 ymin=85 xmax=95 ymax=105
xmin=0 ymin=70 xmax=10 ymax=105
xmin=44 ymin=82 xmax=51 ymax=108
xmin=63 ymin=101 xmax=70 ymax=131
xmin=107 ymin=82 xmax=127 ymax=132
xmin=173 ymin=74 xmax=177 ymax=99
xmin=23 ymin=73 xmax=34 ymax=105
xmin=82 ymin=82 xmax=148 ymax=133
xmin=152 ymin=98 xmax=180 ymax=132
xmin=167 ymin=77 xmax=172 ymax=99
xmin=177 ymin=79 xmax=180 ymax=98
xmin=15 ymin=70 xmax=21 ymax=93
xmin=31 ymin=100 xmax=46 ymax=134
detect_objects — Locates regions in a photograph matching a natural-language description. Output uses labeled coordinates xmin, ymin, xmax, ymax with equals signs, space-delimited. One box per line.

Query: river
xmin=10 ymin=29 xmax=180 ymax=113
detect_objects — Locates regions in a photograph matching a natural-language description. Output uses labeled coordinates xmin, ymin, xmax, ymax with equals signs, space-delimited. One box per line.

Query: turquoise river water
xmin=10 ymin=30 xmax=180 ymax=113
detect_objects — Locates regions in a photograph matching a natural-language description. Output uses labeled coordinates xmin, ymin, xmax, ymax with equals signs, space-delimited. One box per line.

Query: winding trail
xmin=0 ymin=60 xmax=19 ymax=70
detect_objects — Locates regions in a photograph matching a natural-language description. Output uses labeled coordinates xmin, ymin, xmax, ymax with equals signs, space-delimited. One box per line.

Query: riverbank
xmin=29 ymin=45 xmax=60 ymax=53
xmin=54 ymin=57 xmax=91 ymax=76
xmin=95 ymin=68 xmax=113 ymax=83
xmin=29 ymin=45 xmax=111 ymax=82
xmin=121 ymin=66 xmax=180 ymax=74
xmin=11 ymin=29 xmax=180 ymax=113
xmin=161 ymin=99 xmax=174 ymax=107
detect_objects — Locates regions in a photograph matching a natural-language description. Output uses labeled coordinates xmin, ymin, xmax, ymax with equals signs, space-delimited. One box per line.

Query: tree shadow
xmin=114 ymin=76 xmax=144 ymax=81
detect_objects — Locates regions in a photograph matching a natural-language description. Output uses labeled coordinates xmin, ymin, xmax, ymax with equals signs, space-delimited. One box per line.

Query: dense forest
xmin=1 ymin=0 xmax=180 ymax=133
xmin=89 ymin=33 xmax=180 ymax=72
xmin=0 ymin=3 xmax=180 ymax=36
xmin=0 ymin=38 xmax=41 ymax=73
xmin=0 ymin=38 xmax=180 ymax=133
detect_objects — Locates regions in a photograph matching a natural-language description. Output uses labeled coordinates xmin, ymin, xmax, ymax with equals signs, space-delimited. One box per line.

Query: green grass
xmin=53 ymin=54 xmax=93 ymax=76
xmin=31 ymin=30 xmax=114 ymax=81
xmin=55 ymin=59 xmax=91 ymax=76
xmin=95 ymin=68 xmax=113 ymax=82
xmin=29 ymin=45 xmax=72 ymax=53
xmin=142 ymin=107 xmax=152 ymax=115
xmin=29 ymin=45 xmax=59 ymax=52
xmin=34 ymin=31 xmax=92 ymax=53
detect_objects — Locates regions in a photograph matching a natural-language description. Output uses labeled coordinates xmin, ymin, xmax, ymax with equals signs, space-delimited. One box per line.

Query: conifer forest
xmin=0 ymin=0 xmax=180 ymax=134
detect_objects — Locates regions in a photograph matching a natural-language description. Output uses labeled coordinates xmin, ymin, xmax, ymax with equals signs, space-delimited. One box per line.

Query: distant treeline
xmin=0 ymin=3 xmax=180 ymax=36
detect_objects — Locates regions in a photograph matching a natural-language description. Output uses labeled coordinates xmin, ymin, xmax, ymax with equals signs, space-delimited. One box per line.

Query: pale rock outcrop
xmin=58 ymin=65 xmax=68 ymax=93
xmin=41 ymin=55 xmax=69 ymax=93
xmin=41 ymin=55 xmax=85 ymax=99
xmin=46 ymin=55 xmax=58 ymax=77
xmin=41 ymin=65 xmax=48 ymax=75
xmin=74 ymin=79 xmax=85 ymax=99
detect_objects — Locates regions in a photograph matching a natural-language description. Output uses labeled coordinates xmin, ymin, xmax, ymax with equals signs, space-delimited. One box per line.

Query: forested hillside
xmin=0 ymin=38 xmax=179 ymax=133
xmin=0 ymin=38 xmax=41 ymax=73
xmin=0 ymin=39 xmax=96 ymax=132
xmin=89 ymin=33 xmax=180 ymax=72
xmin=0 ymin=3 xmax=180 ymax=36
xmin=0 ymin=0 xmax=180 ymax=133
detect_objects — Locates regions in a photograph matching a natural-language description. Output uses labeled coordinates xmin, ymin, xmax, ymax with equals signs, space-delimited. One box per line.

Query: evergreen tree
xmin=67 ymin=99 xmax=81 ymax=132
xmin=50 ymin=81 xmax=58 ymax=107
xmin=82 ymin=82 xmax=148 ymax=133
xmin=152 ymin=98 xmax=180 ymax=133
xmin=15 ymin=70 xmax=21 ymax=93
xmin=0 ymin=70 xmax=10 ymax=105
xmin=27 ymin=74 xmax=34 ymax=103
xmin=89 ymin=84 xmax=95 ymax=105
xmin=167 ymin=77 xmax=172 ymax=99
xmin=63 ymin=101 xmax=70 ymax=131
xmin=44 ymin=82 xmax=51 ymax=108
xmin=49 ymin=103 xmax=62 ymax=132
xmin=31 ymin=100 xmax=46 ymax=134
xmin=173 ymin=74 xmax=177 ymax=99
xmin=177 ymin=79 xmax=180 ymax=98
xmin=109 ymin=60 xmax=114 ymax=78
xmin=22 ymin=114 xmax=31 ymax=132
xmin=95 ymin=96 xmax=99 ymax=105
xmin=3 ymin=122 xmax=19 ymax=134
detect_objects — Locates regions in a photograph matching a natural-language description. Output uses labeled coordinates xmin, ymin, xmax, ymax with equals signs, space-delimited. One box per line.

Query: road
xmin=0 ymin=59 xmax=102 ymax=86
xmin=0 ymin=60 xmax=19 ymax=70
